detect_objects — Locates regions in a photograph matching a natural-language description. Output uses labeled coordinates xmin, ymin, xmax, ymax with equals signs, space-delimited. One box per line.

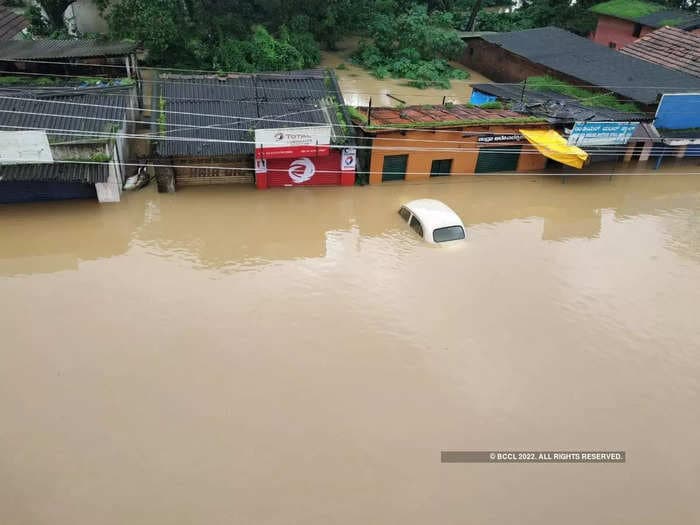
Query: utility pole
xmin=520 ymin=78 xmax=527 ymax=105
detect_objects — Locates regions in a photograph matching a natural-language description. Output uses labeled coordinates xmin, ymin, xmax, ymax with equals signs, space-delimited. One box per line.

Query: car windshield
xmin=433 ymin=225 xmax=465 ymax=243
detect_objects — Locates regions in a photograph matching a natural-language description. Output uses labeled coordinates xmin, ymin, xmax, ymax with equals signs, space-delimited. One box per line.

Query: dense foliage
xmin=354 ymin=4 xmax=468 ymax=88
xmin=25 ymin=0 xmax=75 ymax=36
xmin=22 ymin=0 xmax=700 ymax=76
xmin=94 ymin=0 xmax=369 ymax=69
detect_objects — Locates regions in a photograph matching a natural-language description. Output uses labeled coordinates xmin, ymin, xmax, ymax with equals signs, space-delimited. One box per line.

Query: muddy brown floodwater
xmin=1 ymin=173 xmax=700 ymax=525
xmin=320 ymin=37 xmax=490 ymax=106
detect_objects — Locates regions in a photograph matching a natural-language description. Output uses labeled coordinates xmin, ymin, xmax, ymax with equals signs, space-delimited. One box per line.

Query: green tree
xmin=354 ymin=3 xmax=468 ymax=88
xmin=26 ymin=0 xmax=76 ymax=35
xmin=476 ymin=0 xmax=599 ymax=35
xmin=106 ymin=0 xmax=195 ymax=65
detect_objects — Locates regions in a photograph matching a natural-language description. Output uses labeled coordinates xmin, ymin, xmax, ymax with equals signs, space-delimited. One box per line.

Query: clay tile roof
xmin=363 ymin=104 xmax=540 ymax=128
xmin=621 ymin=26 xmax=700 ymax=78
xmin=0 ymin=5 xmax=29 ymax=40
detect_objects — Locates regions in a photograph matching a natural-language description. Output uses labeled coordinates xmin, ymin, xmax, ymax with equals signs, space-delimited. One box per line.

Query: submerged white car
xmin=398 ymin=199 xmax=466 ymax=243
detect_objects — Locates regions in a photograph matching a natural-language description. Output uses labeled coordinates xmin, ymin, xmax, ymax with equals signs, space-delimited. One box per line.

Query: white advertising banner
xmin=341 ymin=148 xmax=357 ymax=171
xmin=0 ymin=131 xmax=54 ymax=165
xmin=255 ymin=126 xmax=332 ymax=159
xmin=255 ymin=158 xmax=267 ymax=174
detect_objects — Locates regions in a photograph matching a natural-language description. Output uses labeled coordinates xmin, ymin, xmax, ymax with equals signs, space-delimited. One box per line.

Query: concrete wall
xmin=367 ymin=126 xmax=548 ymax=184
xmin=460 ymin=38 xmax=650 ymax=109
xmin=460 ymin=39 xmax=550 ymax=83
xmin=589 ymin=15 xmax=654 ymax=49
xmin=95 ymin=154 xmax=122 ymax=203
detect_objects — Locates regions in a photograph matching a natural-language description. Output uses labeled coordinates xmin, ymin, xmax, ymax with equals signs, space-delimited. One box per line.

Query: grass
xmin=333 ymin=103 xmax=350 ymax=139
xmin=477 ymin=101 xmax=504 ymax=109
xmin=0 ymin=76 xmax=62 ymax=86
xmin=158 ymin=96 xmax=167 ymax=135
xmin=65 ymin=152 xmax=112 ymax=162
xmin=526 ymin=76 xmax=641 ymax=113
xmin=657 ymin=17 xmax=685 ymax=26
xmin=366 ymin=116 xmax=545 ymax=130
xmin=347 ymin=106 xmax=368 ymax=124
xmin=0 ymin=75 xmax=134 ymax=87
xmin=590 ymin=0 xmax=666 ymax=21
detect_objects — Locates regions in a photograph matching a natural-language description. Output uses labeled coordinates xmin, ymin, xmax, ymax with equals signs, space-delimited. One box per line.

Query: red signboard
xmin=256 ymin=150 xmax=355 ymax=189
xmin=255 ymin=144 xmax=331 ymax=159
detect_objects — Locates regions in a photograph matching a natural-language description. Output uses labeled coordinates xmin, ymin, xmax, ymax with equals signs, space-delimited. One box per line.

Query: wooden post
xmin=367 ymin=98 xmax=372 ymax=127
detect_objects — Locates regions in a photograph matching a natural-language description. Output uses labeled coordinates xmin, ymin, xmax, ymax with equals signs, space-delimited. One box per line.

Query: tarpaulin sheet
xmin=519 ymin=129 xmax=589 ymax=169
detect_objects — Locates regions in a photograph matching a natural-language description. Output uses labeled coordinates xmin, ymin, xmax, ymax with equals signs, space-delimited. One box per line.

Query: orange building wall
xmin=516 ymin=145 xmax=548 ymax=172
xmin=368 ymin=126 xmax=548 ymax=184
xmin=368 ymin=129 xmax=478 ymax=184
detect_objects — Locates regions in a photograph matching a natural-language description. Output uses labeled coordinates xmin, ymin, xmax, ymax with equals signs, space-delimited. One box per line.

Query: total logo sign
xmin=288 ymin=157 xmax=316 ymax=183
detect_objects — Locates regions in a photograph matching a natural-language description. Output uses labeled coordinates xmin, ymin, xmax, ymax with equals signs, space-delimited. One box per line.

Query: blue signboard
xmin=567 ymin=122 xmax=639 ymax=146
xmin=654 ymin=94 xmax=700 ymax=130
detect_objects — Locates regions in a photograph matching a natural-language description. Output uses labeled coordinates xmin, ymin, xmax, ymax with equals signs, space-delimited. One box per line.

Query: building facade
xmin=354 ymin=105 xmax=552 ymax=183
xmin=460 ymin=27 xmax=700 ymax=110
xmin=589 ymin=0 xmax=700 ymax=50
xmin=153 ymin=70 xmax=355 ymax=191
xmin=0 ymin=82 xmax=138 ymax=204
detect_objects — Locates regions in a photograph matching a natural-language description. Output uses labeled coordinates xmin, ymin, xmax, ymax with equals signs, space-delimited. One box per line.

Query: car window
xmin=433 ymin=226 xmax=465 ymax=243
xmin=398 ymin=207 xmax=411 ymax=222
xmin=409 ymin=216 xmax=424 ymax=238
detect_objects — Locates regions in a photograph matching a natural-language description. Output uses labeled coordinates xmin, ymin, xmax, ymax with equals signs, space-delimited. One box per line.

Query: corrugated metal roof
xmin=154 ymin=69 xmax=348 ymax=158
xmin=621 ymin=26 xmax=700 ymax=78
xmin=471 ymin=83 xmax=652 ymax=123
xmin=0 ymin=6 xmax=28 ymax=40
xmin=0 ymin=162 xmax=108 ymax=183
xmin=0 ymin=84 xmax=134 ymax=144
xmin=482 ymin=27 xmax=700 ymax=105
xmin=639 ymin=10 xmax=700 ymax=30
xmin=0 ymin=39 xmax=136 ymax=60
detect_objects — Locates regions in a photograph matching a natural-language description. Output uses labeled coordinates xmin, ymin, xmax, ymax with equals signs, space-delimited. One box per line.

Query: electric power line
xmin=2 ymin=93 xmax=683 ymax=144
xmin=2 ymin=58 xmax=698 ymax=93
xmin=1 ymin=122 xmax=687 ymax=156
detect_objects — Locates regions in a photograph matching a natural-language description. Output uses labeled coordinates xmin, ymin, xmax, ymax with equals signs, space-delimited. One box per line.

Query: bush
xmin=352 ymin=4 xmax=468 ymax=89
xmin=527 ymin=76 xmax=641 ymax=112
xmin=213 ymin=25 xmax=320 ymax=72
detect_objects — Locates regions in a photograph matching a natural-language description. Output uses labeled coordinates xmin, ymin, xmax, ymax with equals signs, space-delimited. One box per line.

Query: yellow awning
xmin=519 ymin=129 xmax=589 ymax=169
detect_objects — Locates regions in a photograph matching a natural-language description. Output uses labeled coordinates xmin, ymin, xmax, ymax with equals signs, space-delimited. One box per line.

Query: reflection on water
xmin=1 ymin=174 xmax=700 ymax=525
xmin=4 ymin=173 xmax=699 ymax=274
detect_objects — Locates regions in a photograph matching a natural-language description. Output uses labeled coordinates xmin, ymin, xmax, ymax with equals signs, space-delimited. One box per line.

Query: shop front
xmin=254 ymin=126 xmax=355 ymax=189
xmin=353 ymin=105 xmax=554 ymax=184
xmin=368 ymin=127 xmax=550 ymax=183
xmin=256 ymin=149 xmax=356 ymax=188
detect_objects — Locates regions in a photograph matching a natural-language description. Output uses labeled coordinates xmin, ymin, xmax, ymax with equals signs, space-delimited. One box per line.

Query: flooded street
xmin=320 ymin=38 xmax=489 ymax=106
xmin=2 ymin=174 xmax=700 ymax=524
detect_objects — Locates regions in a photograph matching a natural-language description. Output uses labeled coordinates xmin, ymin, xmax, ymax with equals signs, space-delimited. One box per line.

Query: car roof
xmin=403 ymin=199 xmax=464 ymax=230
